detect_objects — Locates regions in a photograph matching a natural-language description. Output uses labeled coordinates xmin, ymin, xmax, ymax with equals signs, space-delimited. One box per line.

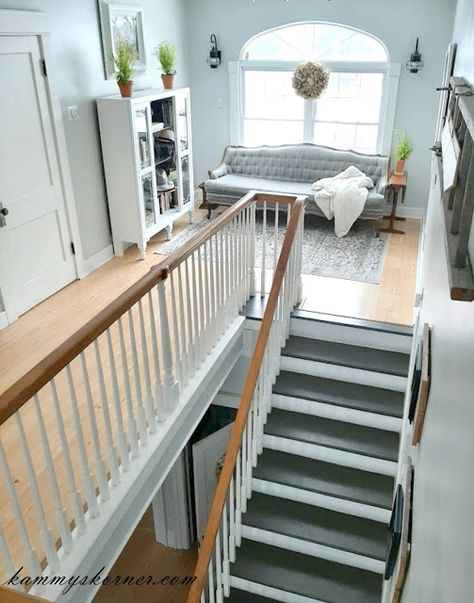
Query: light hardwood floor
xmin=0 ymin=209 xmax=420 ymax=586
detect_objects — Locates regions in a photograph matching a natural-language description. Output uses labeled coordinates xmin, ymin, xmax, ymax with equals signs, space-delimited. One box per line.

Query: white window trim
xmin=228 ymin=60 xmax=401 ymax=157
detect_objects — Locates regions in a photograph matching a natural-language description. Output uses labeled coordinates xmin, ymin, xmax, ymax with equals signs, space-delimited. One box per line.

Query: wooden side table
xmin=381 ymin=172 xmax=407 ymax=235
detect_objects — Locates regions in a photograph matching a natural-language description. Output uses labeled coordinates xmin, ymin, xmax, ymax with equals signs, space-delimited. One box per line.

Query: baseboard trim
xmin=0 ymin=311 xmax=8 ymax=330
xmin=384 ymin=205 xmax=425 ymax=220
xmin=82 ymin=244 xmax=114 ymax=277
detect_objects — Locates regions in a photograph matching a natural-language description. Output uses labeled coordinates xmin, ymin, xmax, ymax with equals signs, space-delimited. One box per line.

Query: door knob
xmin=0 ymin=203 xmax=8 ymax=228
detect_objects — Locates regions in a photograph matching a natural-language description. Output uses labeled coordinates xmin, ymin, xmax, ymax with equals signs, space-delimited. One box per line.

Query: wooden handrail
xmin=186 ymin=195 xmax=306 ymax=602
xmin=0 ymin=190 xmax=295 ymax=426
xmin=0 ymin=587 xmax=46 ymax=602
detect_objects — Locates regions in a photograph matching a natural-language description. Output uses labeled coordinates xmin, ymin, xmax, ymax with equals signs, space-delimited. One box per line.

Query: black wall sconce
xmin=207 ymin=34 xmax=222 ymax=69
xmin=406 ymin=38 xmax=424 ymax=73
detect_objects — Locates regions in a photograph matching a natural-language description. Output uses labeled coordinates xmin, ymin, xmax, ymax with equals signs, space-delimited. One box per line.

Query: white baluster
xmin=66 ymin=365 xmax=100 ymax=517
xmin=105 ymin=329 xmax=131 ymax=471
xmin=208 ymin=559 xmax=216 ymax=603
xmin=225 ymin=225 xmax=232 ymax=326
xmin=222 ymin=501 xmax=230 ymax=597
xmin=118 ymin=317 xmax=140 ymax=455
xmin=241 ymin=426 xmax=248 ymax=515
xmin=127 ymin=310 xmax=148 ymax=446
xmin=147 ymin=291 xmax=166 ymax=421
xmin=260 ymin=201 xmax=267 ymax=296
xmin=274 ymin=203 xmax=279 ymax=274
xmin=201 ymin=592 xmax=206 ymax=603
xmin=0 ymin=438 xmax=41 ymax=577
xmin=169 ymin=271 xmax=183 ymax=388
xmin=191 ymin=252 xmax=204 ymax=367
xmin=198 ymin=246 xmax=209 ymax=360
xmin=33 ymin=395 xmax=72 ymax=554
xmin=209 ymin=236 xmax=217 ymax=348
xmin=217 ymin=229 xmax=225 ymax=338
xmin=250 ymin=203 xmax=256 ymax=296
xmin=93 ymin=341 xmax=121 ymax=485
xmin=157 ymin=278 xmax=179 ymax=412
xmin=176 ymin=264 xmax=190 ymax=385
xmin=184 ymin=259 xmax=197 ymax=378
xmin=215 ymin=528 xmax=223 ymax=603
xmin=0 ymin=520 xmax=16 ymax=586
xmin=15 ymin=413 xmax=59 ymax=571
xmin=298 ymin=209 xmax=305 ymax=304
xmin=50 ymin=380 xmax=87 ymax=534
xmin=246 ymin=407 xmax=253 ymax=499
xmin=229 ymin=476 xmax=236 ymax=562
xmin=80 ymin=353 xmax=110 ymax=501
xmin=136 ymin=300 xmax=157 ymax=434
xmin=235 ymin=450 xmax=242 ymax=547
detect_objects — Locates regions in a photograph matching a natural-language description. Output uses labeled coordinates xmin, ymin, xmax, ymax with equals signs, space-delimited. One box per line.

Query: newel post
xmin=157 ymin=270 xmax=179 ymax=413
xmin=249 ymin=202 xmax=257 ymax=297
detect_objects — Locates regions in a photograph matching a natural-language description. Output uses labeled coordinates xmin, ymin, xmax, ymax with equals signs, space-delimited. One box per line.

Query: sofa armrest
xmin=209 ymin=162 xmax=228 ymax=180
xmin=377 ymin=174 xmax=388 ymax=196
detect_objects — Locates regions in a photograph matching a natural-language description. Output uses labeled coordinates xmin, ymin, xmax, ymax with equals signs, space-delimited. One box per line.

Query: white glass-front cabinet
xmin=97 ymin=88 xmax=194 ymax=258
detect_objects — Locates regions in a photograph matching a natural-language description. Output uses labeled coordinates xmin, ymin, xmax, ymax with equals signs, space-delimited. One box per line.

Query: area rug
xmin=156 ymin=213 xmax=390 ymax=284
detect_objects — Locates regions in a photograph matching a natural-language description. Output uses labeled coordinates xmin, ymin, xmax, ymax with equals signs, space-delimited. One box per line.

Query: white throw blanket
xmin=312 ymin=166 xmax=374 ymax=237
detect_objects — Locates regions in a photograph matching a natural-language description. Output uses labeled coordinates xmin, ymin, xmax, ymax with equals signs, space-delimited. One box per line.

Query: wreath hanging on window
xmin=292 ymin=61 xmax=330 ymax=101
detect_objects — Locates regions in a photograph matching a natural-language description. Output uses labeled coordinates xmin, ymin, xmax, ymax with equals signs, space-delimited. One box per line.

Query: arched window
xmin=237 ymin=23 xmax=392 ymax=154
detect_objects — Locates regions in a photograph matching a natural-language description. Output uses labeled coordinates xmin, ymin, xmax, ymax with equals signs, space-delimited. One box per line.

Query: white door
xmin=0 ymin=35 xmax=76 ymax=318
xmin=193 ymin=423 xmax=233 ymax=541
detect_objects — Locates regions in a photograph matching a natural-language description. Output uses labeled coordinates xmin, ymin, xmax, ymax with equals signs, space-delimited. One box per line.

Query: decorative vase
xmin=395 ymin=159 xmax=406 ymax=176
xmin=162 ymin=74 xmax=174 ymax=90
xmin=117 ymin=81 xmax=133 ymax=98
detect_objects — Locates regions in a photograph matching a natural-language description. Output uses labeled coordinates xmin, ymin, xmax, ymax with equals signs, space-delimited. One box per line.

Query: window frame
xmin=229 ymin=25 xmax=401 ymax=157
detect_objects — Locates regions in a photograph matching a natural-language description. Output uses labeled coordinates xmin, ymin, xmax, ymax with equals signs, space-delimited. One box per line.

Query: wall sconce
xmin=406 ymin=38 xmax=424 ymax=73
xmin=206 ymin=34 xmax=222 ymax=69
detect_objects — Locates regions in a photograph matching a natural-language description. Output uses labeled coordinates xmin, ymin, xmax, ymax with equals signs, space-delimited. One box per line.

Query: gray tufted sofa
xmin=203 ymin=144 xmax=389 ymax=234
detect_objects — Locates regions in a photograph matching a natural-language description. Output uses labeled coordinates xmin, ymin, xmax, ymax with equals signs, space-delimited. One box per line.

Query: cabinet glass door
xmin=141 ymin=173 xmax=157 ymax=228
xmin=180 ymin=155 xmax=191 ymax=206
xmin=176 ymin=93 xmax=189 ymax=152
xmin=135 ymin=106 xmax=152 ymax=170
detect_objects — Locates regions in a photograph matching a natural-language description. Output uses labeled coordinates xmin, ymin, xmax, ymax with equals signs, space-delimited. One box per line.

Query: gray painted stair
xmin=231 ymin=539 xmax=383 ymax=603
xmin=226 ymin=589 xmax=273 ymax=603
xmin=274 ymin=370 xmax=405 ymax=418
xmin=243 ymin=492 xmax=388 ymax=561
xmin=265 ymin=408 xmax=400 ymax=461
xmin=282 ymin=335 xmax=410 ymax=377
xmin=254 ymin=448 xmax=394 ymax=509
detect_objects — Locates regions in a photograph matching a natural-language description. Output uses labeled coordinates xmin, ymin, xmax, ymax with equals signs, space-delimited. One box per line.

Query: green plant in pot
xmin=394 ymin=130 xmax=413 ymax=175
xmin=111 ymin=40 xmax=138 ymax=98
xmin=155 ymin=41 xmax=176 ymax=89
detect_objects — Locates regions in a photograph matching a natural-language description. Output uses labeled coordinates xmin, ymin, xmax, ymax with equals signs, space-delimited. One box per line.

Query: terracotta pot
xmin=161 ymin=74 xmax=174 ymax=90
xmin=395 ymin=159 xmax=406 ymax=175
xmin=117 ymin=80 xmax=133 ymax=98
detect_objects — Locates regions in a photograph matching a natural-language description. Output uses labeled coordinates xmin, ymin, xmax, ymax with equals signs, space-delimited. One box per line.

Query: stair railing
xmin=186 ymin=195 xmax=306 ymax=603
xmin=0 ymin=191 xmax=304 ymax=599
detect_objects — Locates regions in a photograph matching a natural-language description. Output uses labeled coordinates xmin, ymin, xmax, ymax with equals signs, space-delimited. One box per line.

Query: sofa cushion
xmin=221 ymin=144 xmax=388 ymax=186
xmin=205 ymin=174 xmax=385 ymax=219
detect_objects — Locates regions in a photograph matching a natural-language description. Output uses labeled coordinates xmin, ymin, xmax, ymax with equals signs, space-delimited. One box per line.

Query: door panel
xmin=0 ymin=35 xmax=75 ymax=317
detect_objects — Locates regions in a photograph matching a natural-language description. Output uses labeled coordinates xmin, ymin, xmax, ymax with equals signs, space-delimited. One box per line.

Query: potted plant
xmin=111 ymin=40 xmax=137 ymax=98
xmin=155 ymin=41 xmax=176 ymax=89
xmin=394 ymin=131 xmax=414 ymax=175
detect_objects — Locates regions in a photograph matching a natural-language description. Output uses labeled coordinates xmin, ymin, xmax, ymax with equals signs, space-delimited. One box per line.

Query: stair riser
xmin=263 ymin=434 xmax=398 ymax=476
xmin=241 ymin=525 xmax=385 ymax=574
xmin=272 ymin=394 xmax=402 ymax=433
xmin=290 ymin=317 xmax=412 ymax=354
xmin=280 ymin=356 xmax=407 ymax=392
xmin=229 ymin=576 xmax=326 ymax=603
xmin=252 ymin=479 xmax=391 ymax=523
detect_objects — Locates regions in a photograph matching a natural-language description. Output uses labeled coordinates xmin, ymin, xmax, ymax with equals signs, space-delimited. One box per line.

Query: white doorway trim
xmin=0 ymin=9 xmax=85 ymax=326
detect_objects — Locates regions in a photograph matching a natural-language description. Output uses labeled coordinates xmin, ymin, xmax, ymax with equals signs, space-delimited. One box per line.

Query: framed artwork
xmin=412 ymin=324 xmax=432 ymax=445
xmin=98 ymin=1 xmax=147 ymax=80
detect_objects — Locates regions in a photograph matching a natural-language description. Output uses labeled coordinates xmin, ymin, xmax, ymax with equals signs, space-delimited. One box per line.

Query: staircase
xmin=225 ymin=314 xmax=411 ymax=603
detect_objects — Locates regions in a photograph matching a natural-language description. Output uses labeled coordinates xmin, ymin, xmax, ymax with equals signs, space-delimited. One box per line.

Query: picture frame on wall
xmin=412 ymin=324 xmax=432 ymax=445
xmin=98 ymin=1 xmax=147 ymax=80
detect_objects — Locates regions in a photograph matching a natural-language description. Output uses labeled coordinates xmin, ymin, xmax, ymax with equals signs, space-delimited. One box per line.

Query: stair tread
xmin=231 ymin=539 xmax=382 ymax=603
xmin=243 ymin=492 xmax=388 ymax=560
xmin=254 ymin=449 xmax=394 ymax=509
xmin=265 ymin=408 xmax=399 ymax=462
xmin=274 ymin=370 xmax=404 ymax=418
xmin=226 ymin=588 xmax=274 ymax=603
xmin=282 ymin=336 xmax=410 ymax=377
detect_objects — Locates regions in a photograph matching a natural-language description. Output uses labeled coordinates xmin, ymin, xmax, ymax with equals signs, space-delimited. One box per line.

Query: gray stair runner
xmin=282 ymin=335 xmax=410 ymax=377
xmin=265 ymin=408 xmax=400 ymax=461
xmin=243 ymin=492 xmax=388 ymax=560
xmin=254 ymin=448 xmax=394 ymax=509
xmin=231 ymin=539 xmax=383 ymax=603
xmin=274 ymin=370 xmax=405 ymax=417
xmin=226 ymin=589 xmax=274 ymax=603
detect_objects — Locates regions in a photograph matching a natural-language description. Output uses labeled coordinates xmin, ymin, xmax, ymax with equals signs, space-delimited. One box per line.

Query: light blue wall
xmin=453 ymin=0 xmax=474 ymax=85
xmin=0 ymin=0 xmax=190 ymax=261
xmin=186 ymin=0 xmax=456 ymax=210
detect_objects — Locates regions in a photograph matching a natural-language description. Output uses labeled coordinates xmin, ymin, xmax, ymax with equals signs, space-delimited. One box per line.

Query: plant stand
xmin=381 ymin=172 xmax=407 ymax=235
